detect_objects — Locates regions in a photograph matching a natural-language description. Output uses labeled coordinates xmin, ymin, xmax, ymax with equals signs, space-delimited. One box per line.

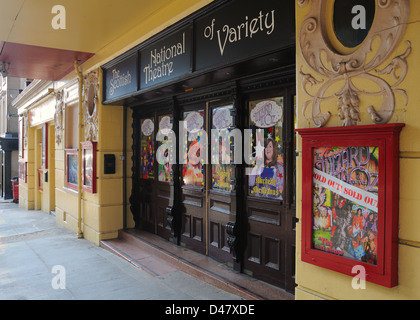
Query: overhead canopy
xmin=0 ymin=0 xmax=175 ymax=80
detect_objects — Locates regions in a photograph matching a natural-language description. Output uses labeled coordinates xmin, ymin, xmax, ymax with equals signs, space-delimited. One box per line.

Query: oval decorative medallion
xmin=251 ymin=100 xmax=283 ymax=128
xmin=184 ymin=111 xmax=204 ymax=133
xmin=141 ymin=119 xmax=154 ymax=136
xmin=333 ymin=0 xmax=375 ymax=48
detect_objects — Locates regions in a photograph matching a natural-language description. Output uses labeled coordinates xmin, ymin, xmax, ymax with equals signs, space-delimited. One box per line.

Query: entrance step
xmin=101 ymin=229 xmax=294 ymax=300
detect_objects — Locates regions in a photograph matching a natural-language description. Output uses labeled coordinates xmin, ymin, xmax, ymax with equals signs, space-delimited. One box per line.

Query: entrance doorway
xmin=131 ymin=82 xmax=297 ymax=293
xmin=242 ymin=87 xmax=297 ymax=292
xmin=180 ymin=99 xmax=237 ymax=263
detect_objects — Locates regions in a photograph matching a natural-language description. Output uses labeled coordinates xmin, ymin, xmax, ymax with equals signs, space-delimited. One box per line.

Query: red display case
xmin=65 ymin=149 xmax=78 ymax=191
xmin=296 ymin=124 xmax=404 ymax=288
xmin=81 ymin=141 xmax=97 ymax=194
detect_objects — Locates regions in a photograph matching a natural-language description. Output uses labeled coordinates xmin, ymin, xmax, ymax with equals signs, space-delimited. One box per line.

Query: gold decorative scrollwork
xmin=299 ymin=0 xmax=411 ymax=127
xmin=83 ymin=71 xmax=99 ymax=141
xmin=54 ymin=89 xmax=64 ymax=145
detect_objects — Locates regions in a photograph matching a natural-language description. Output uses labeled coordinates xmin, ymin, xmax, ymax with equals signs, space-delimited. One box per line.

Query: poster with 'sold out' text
xmin=312 ymin=146 xmax=379 ymax=265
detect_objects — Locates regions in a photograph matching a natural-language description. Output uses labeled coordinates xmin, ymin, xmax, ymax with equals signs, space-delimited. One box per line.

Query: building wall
xmin=18 ymin=0 xmax=214 ymax=234
xmin=52 ymin=70 xmax=134 ymax=245
xmin=295 ymin=0 xmax=420 ymax=299
xmin=54 ymin=0 xmax=213 ymax=244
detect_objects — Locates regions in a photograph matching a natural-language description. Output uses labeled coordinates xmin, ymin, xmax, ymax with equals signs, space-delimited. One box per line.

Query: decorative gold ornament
xmin=299 ymin=0 xmax=411 ymax=127
xmin=54 ymin=89 xmax=64 ymax=145
xmin=83 ymin=71 xmax=99 ymax=141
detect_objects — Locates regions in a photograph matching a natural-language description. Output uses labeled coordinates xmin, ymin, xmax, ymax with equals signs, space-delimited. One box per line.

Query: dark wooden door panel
xmin=181 ymin=187 xmax=206 ymax=254
xmin=156 ymin=184 xmax=171 ymax=239
xmin=243 ymin=87 xmax=296 ymax=293
xmin=208 ymin=191 xmax=235 ymax=263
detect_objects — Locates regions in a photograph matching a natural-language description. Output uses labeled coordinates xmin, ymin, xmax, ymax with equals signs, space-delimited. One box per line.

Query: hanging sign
xmin=159 ymin=116 xmax=173 ymax=135
xmin=103 ymin=52 xmax=138 ymax=102
xmin=250 ymin=100 xmax=283 ymax=128
xmin=140 ymin=26 xmax=192 ymax=89
xmin=195 ymin=0 xmax=293 ymax=70
xmin=212 ymin=107 xmax=233 ymax=130
xmin=141 ymin=119 xmax=155 ymax=136
xmin=184 ymin=111 xmax=204 ymax=133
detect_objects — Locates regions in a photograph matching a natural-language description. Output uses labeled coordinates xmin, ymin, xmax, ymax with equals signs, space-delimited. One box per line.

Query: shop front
xmin=17 ymin=94 xmax=56 ymax=214
xmin=102 ymin=0 xmax=297 ymax=293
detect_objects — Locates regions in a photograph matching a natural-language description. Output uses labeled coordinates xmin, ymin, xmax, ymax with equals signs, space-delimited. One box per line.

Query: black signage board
xmin=194 ymin=0 xmax=294 ymax=71
xmin=103 ymin=52 xmax=138 ymax=102
xmin=140 ymin=26 xmax=192 ymax=90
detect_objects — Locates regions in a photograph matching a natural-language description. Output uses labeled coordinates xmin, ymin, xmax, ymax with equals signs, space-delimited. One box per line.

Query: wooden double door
xmin=132 ymin=85 xmax=296 ymax=293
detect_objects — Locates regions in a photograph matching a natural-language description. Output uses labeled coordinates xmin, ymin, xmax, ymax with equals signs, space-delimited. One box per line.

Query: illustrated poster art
xmin=157 ymin=115 xmax=173 ymax=183
xmin=140 ymin=119 xmax=155 ymax=180
xmin=182 ymin=110 xmax=205 ymax=187
xmin=248 ymin=98 xmax=284 ymax=200
xmin=211 ymin=105 xmax=234 ymax=192
xmin=312 ymin=146 xmax=379 ymax=265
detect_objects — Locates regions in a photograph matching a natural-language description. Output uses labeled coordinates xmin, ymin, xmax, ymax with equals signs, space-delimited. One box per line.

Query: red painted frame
xmin=296 ymin=123 xmax=404 ymax=288
xmin=65 ymin=149 xmax=79 ymax=191
xmin=81 ymin=141 xmax=97 ymax=194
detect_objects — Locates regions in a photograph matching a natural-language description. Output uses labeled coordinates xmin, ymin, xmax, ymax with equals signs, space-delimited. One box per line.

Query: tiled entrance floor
xmin=101 ymin=229 xmax=294 ymax=300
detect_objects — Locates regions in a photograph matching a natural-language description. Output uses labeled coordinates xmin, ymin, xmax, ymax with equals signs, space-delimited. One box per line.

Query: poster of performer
xmin=312 ymin=146 xmax=379 ymax=265
xmin=182 ymin=110 xmax=205 ymax=187
xmin=140 ymin=119 xmax=155 ymax=180
xmin=248 ymin=98 xmax=284 ymax=200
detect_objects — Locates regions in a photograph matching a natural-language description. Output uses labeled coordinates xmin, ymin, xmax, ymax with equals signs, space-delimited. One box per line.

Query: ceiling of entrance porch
xmin=0 ymin=0 xmax=174 ymax=80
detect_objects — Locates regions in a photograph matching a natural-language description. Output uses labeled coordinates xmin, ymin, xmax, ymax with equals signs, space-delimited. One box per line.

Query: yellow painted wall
xmin=61 ymin=0 xmax=214 ymax=81
xmin=19 ymin=118 xmax=34 ymax=210
xmin=296 ymin=0 xmax=420 ymax=299
xmin=55 ymin=0 xmax=213 ymax=245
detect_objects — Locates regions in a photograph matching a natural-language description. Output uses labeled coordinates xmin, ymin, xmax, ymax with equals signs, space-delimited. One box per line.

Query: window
xmin=65 ymin=149 xmax=78 ymax=191
xmin=248 ymin=97 xmax=284 ymax=200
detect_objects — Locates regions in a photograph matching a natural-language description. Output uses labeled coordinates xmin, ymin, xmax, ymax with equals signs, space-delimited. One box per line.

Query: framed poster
xmin=157 ymin=115 xmax=174 ymax=183
xmin=41 ymin=123 xmax=48 ymax=169
xmin=297 ymin=123 xmax=404 ymax=288
xmin=140 ymin=118 xmax=155 ymax=180
xmin=248 ymin=97 xmax=284 ymax=200
xmin=182 ymin=110 xmax=205 ymax=188
xmin=81 ymin=141 xmax=97 ymax=193
xmin=19 ymin=161 xmax=27 ymax=183
xmin=211 ymin=104 xmax=234 ymax=193
xmin=19 ymin=117 xmax=24 ymax=159
xmin=65 ymin=149 xmax=78 ymax=191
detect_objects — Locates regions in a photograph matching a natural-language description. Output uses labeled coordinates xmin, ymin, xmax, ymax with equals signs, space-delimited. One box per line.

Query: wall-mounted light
xmin=7 ymin=113 xmax=18 ymax=119
xmin=0 ymin=62 xmax=10 ymax=77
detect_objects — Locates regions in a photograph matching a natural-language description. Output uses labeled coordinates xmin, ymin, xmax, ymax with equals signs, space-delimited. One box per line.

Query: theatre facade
xmin=13 ymin=0 xmax=420 ymax=299
xmin=102 ymin=0 xmax=297 ymax=292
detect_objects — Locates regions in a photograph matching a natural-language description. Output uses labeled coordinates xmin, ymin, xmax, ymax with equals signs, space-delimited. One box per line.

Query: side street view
xmin=0 ymin=0 xmax=420 ymax=302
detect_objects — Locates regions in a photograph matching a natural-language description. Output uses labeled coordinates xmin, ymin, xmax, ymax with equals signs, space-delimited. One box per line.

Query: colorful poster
xmin=84 ymin=149 xmax=93 ymax=187
xmin=68 ymin=154 xmax=78 ymax=185
xmin=312 ymin=146 xmax=379 ymax=265
xmin=248 ymin=98 xmax=284 ymax=200
xmin=157 ymin=115 xmax=173 ymax=183
xmin=140 ymin=118 xmax=155 ymax=180
xmin=182 ymin=110 xmax=204 ymax=187
xmin=211 ymin=105 xmax=234 ymax=192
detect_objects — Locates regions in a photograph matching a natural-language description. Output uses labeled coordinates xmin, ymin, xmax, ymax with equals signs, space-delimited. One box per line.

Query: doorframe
xmin=128 ymin=66 xmax=297 ymax=290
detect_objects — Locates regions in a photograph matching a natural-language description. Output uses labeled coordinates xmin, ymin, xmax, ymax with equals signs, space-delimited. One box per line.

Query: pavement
xmin=0 ymin=200 xmax=244 ymax=300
